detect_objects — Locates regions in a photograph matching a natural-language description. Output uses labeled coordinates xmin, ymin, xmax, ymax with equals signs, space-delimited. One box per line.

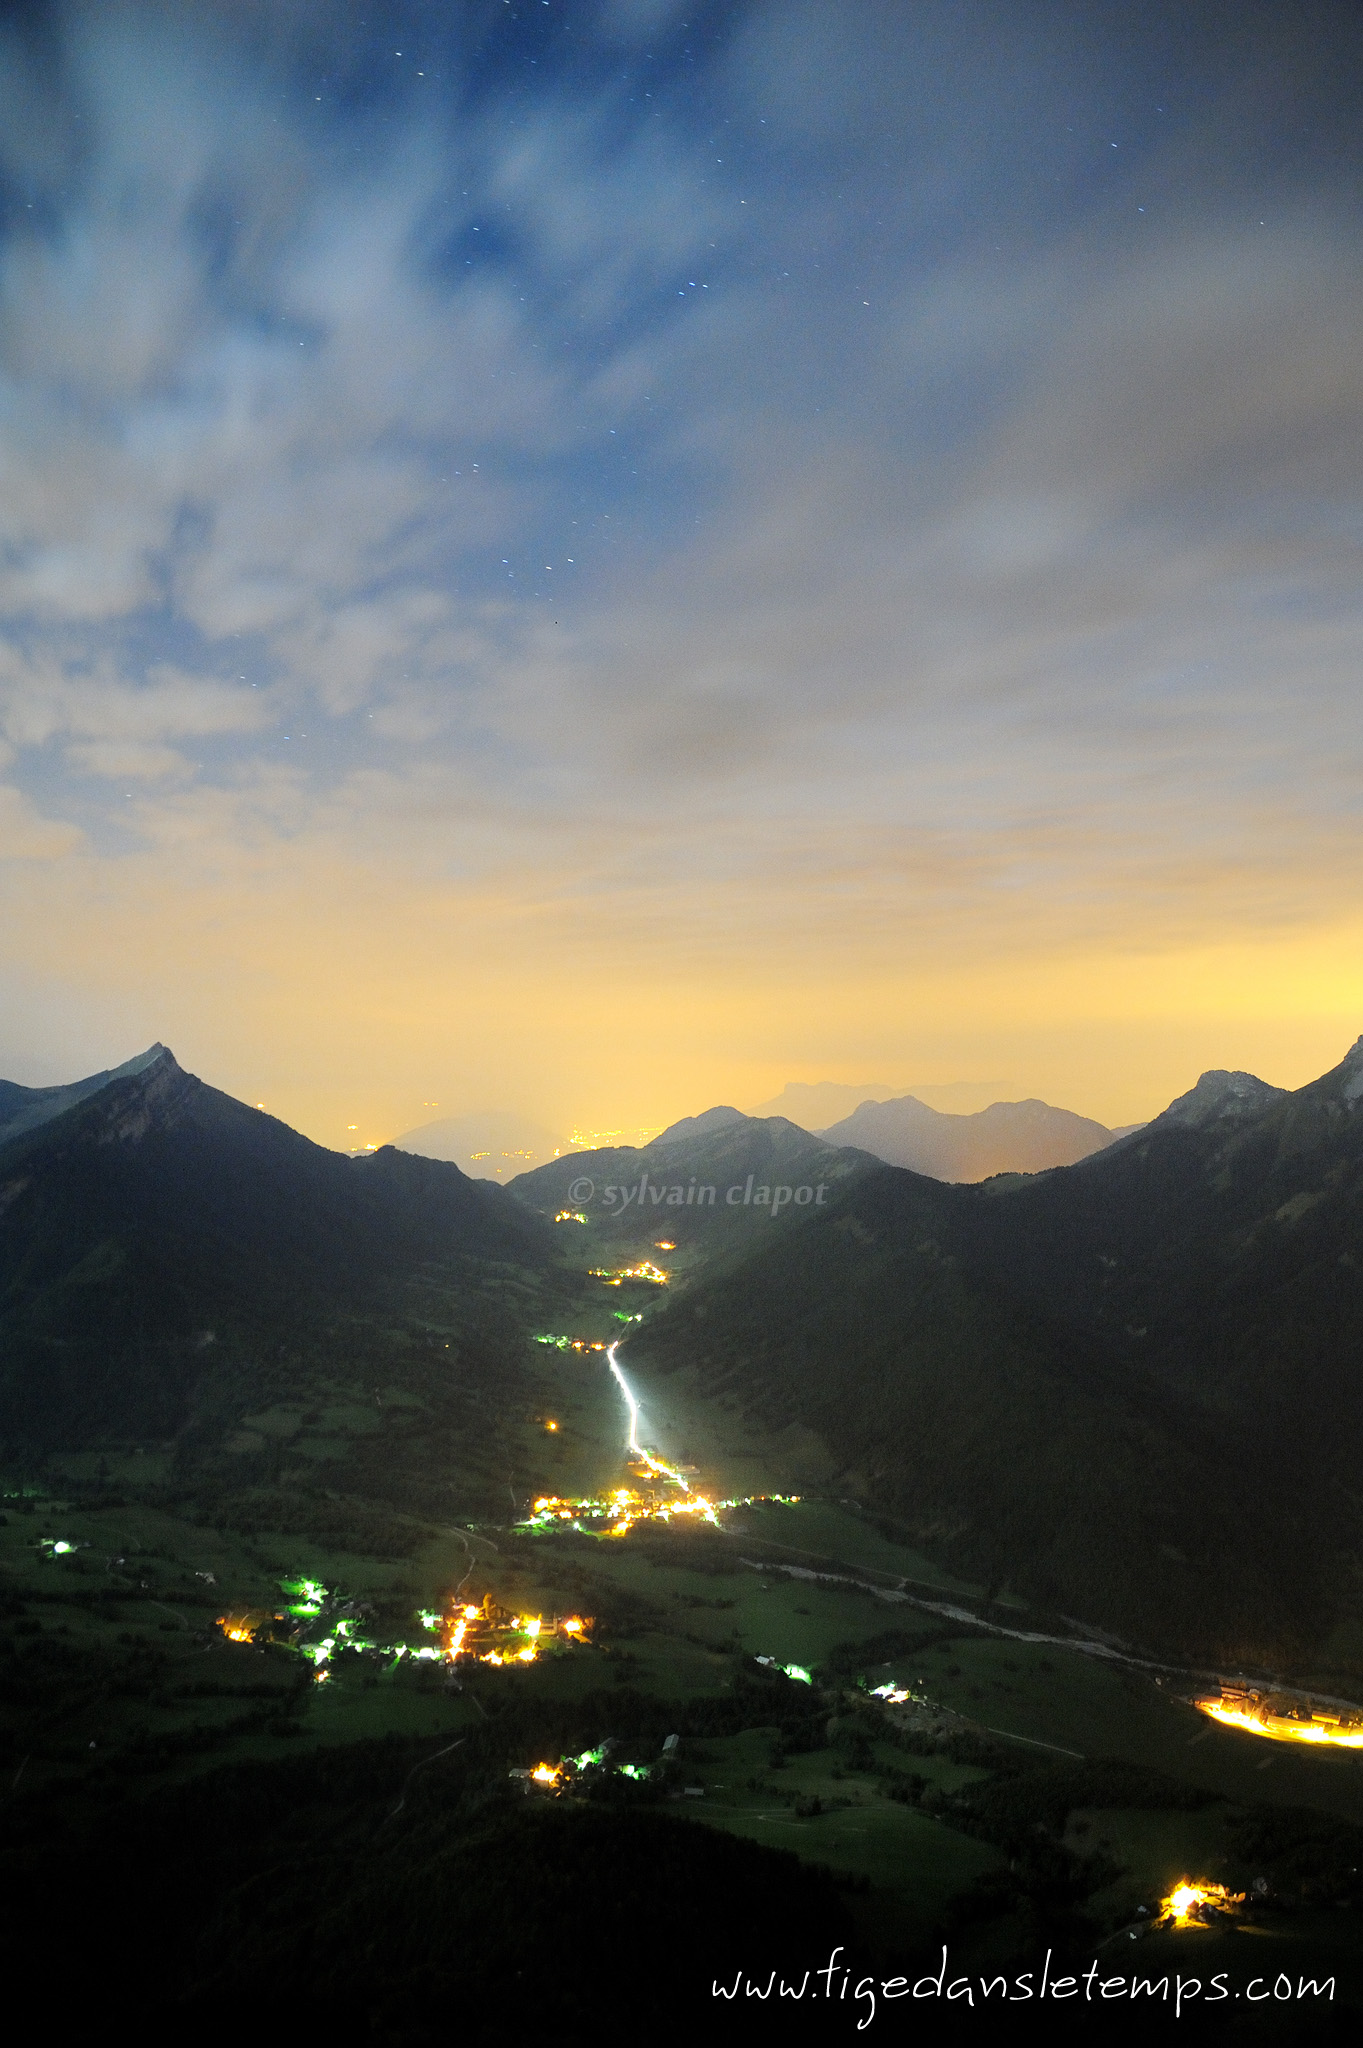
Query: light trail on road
xmin=606 ymin=1341 xmax=704 ymax=1501
xmin=523 ymin=1339 xmax=796 ymax=1535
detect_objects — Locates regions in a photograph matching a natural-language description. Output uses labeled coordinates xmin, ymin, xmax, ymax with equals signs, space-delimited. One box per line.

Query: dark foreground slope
xmin=0 ymin=1046 xmax=553 ymax=1449
xmin=4 ymin=1722 xmax=857 ymax=2046
xmin=630 ymin=1040 xmax=1363 ymax=1665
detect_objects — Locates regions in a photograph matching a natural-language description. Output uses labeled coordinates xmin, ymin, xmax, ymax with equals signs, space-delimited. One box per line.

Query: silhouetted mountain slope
xmin=508 ymin=1112 xmax=876 ymax=1250
xmin=959 ymin=1043 xmax=1363 ymax=1440
xmin=652 ymin=1105 xmax=744 ymax=1144
xmin=0 ymin=1044 xmax=169 ymax=1146
xmin=1139 ymin=1067 xmax=1289 ymax=1133
xmin=818 ymin=1093 xmax=1117 ymax=1180
xmin=631 ymin=1040 xmax=1363 ymax=1661
xmin=632 ymin=1164 xmax=1303 ymax=1657
xmin=0 ymin=1047 xmax=553 ymax=1447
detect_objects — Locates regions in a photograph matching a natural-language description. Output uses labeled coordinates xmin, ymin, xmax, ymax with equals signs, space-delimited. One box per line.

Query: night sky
xmin=1 ymin=0 xmax=1361 ymax=1145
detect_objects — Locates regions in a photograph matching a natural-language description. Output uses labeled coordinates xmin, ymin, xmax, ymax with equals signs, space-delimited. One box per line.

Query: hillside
xmin=0 ymin=1046 xmax=554 ymax=1452
xmin=507 ymin=1111 xmax=877 ymax=1257
xmin=629 ymin=1040 xmax=1363 ymax=1665
xmin=957 ymin=1044 xmax=1363 ymax=1458
xmin=7 ymin=1043 xmax=1363 ymax=2017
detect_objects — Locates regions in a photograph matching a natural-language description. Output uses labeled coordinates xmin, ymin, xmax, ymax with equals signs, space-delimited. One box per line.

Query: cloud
xmin=0 ymin=1 xmax=1361 ymax=1129
xmin=0 ymin=784 xmax=82 ymax=857
xmin=0 ymin=658 xmax=269 ymax=750
xmin=66 ymin=740 xmax=188 ymax=779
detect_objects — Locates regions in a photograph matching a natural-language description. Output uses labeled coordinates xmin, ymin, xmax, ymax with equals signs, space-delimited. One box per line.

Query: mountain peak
xmin=652 ymin=1105 xmax=746 ymax=1145
xmin=1149 ymin=1068 xmax=1287 ymax=1133
xmin=0 ymin=1043 xmax=181 ymax=1151
xmin=112 ymin=1043 xmax=175 ymax=1079
xmin=815 ymin=1091 xmax=1114 ymax=1180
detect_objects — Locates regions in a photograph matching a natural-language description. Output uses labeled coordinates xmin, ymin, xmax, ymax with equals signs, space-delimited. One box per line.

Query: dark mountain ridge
xmin=0 ymin=1043 xmax=169 ymax=1146
xmin=630 ymin=1039 xmax=1363 ymax=1663
xmin=0 ymin=1046 xmax=552 ymax=1449
xmin=508 ymin=1110 xmax=877 ymax=1250
xmin=962 ymin=1038 xmax=1363 ymax=1416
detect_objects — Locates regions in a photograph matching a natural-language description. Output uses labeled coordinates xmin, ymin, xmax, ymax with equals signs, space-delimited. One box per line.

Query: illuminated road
xmin=606 ymin=1341 xmax=699 ymax=1498
xmin=601 ymin=1348 xmax=1363 ymax=1751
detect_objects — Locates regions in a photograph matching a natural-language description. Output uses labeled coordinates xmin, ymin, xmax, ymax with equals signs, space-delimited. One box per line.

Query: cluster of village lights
xmin=523 ymin=1485 xmax=721 ymax=1536
xmin=520 ymin=1744 xmax=656 ymax=1794
xmin=215 ymin=1578 xmax=590 ymax=1679
xmin=1193 ymin=1689 xmax=1363 ymax=1750
xmin=1159 ymin=1881 xmax=1245 ymax=1928
xmin=524 ymin=1340 xmax=799 ymax=1536
xmin=589 ymin=1260 xmax=670 ymax=1287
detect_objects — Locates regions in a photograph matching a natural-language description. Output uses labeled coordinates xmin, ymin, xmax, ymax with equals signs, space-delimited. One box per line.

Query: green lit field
xmin=671 ymin=1723 xmax=1002 ymax=1949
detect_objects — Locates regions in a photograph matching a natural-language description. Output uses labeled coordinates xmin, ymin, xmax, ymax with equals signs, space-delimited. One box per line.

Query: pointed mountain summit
xmin=0 ymin=1045 xmax=551 ymax=1447
xmin=508 ymin=1108 xmax=875 ymax=1244
xmin=1141 ymin=1067 xmax=1288 ymax=1134
xmin=1300 ymin=1032 xmax=1363 ymax=1108
xmin=0 ymin=1041 xmax=172 ymax=1146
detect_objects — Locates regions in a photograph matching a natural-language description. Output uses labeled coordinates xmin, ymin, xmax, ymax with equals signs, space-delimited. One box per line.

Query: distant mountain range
xmin=390 ymin=1089 xmax=1137 ymax=1187
xmin=649 ymin=1089 xmax=1140 ymax=1182
xmin=395 ymin=1078 xmax=1132 ymax=1184
xmin=748 ymin=1078 xmax=1010 ymax=1122
xmin=817 ymin=1092 xmax=1132 ymax=1180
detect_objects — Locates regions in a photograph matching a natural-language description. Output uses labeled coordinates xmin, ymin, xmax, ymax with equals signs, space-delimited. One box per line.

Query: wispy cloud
xmin=0 ymin=0 xmax=1361 ymax=1126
